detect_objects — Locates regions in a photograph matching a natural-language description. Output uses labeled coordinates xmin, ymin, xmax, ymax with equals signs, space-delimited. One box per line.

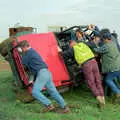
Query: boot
xmin=116 ymin=94 xmax=120 ymax=98
xmin=42 ymin=104 xmax=55 ymax=113
xmin=114 ymin=94 xmax=120 ymax=103
xmin=62 ymin=106 xmax=71 ymax=113
xmin=96 ymin=96 xmax=105 ymax=109
xmin=101 ymin=96 xmax=105 ymax=105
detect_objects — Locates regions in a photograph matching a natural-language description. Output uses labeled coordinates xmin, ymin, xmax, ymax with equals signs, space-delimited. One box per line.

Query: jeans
xmin=105 ymin=71 xmax=120 ymax=94
xmin=32 ymin=68 xmax=66 ymax=108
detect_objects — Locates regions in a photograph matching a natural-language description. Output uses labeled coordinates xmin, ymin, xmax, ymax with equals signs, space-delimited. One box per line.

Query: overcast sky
xmin=0 ymin=0 xmax=120 ymax=39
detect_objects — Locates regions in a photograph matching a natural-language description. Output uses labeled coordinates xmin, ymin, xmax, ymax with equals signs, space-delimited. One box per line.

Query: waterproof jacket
xmin=94 ymin=41 xmax=120 ymax=73
xmin=73 ymin=42 xmax=94 ymax=65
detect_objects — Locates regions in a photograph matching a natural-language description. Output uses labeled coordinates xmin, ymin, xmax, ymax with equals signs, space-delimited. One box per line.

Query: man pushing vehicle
xmin=18 ymin=40 xmax=70 ymax=113
xmin=58 ymin=40 xmax=105 ymax=108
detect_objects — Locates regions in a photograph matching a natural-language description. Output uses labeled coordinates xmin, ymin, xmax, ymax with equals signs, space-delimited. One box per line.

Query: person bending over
xmin=58 ymin=40 xmax=105 ymax=108
xmin=18 ymin=40 xmax=70 ymax=113
xmin=94 ymin=33 xmax=120 ymax=99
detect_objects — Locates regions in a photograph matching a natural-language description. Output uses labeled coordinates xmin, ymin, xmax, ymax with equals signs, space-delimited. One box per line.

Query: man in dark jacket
xmin=18 ymin=40 xmax=70 ymax=113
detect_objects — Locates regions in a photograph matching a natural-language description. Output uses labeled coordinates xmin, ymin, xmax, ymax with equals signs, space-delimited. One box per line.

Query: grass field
xmin=0 ymin=55 xmax=5 ymax=62
xmin=0 ymin=71 xmax=120 ymax=120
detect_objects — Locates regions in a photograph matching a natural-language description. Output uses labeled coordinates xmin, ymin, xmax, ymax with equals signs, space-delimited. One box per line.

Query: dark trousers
xmin=82 ymin=59 xmax=104 ymax=97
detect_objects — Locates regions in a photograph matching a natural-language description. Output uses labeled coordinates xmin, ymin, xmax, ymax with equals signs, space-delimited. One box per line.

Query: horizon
xmin=0 ymin=0 xmax=120 ymax=41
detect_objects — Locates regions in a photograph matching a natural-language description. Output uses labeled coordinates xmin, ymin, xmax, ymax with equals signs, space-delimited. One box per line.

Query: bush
xmin=0 ymin=38 xmax=12 ymax=57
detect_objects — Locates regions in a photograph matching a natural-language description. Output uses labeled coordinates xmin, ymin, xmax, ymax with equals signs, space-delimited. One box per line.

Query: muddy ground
xmin=0 ymin=61 xmax=11 ymax=71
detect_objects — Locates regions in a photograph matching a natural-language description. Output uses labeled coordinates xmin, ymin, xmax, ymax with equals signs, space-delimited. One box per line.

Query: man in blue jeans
xmin=94 ymin=33 xmax=120 ymax=99
xmin=18 ymin=40 xmax=70 ymax=113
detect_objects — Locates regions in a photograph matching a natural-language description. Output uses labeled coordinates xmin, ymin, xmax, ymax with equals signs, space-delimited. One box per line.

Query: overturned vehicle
xmin=0 ymin=25 xmax=119 ymax=97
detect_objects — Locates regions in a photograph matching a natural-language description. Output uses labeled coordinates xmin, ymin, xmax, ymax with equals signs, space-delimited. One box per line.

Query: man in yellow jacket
xmin=58 ymin=40 xmax=105 ymax=107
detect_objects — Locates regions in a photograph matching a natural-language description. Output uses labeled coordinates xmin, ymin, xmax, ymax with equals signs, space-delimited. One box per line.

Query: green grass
xmin=0 ymin=71 xmax=120 ymax=120
xmin=0 ymin=55 xmax=5 ymax=62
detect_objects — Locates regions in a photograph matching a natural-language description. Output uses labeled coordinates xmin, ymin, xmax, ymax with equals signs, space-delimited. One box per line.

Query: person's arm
xmin=88 ymin=24 xmax=100 ymax=36
xmin=88 ymin=24 xmax=100 ymax=32
xmin=85 ymin=41 xmax=97 ymax=49
xmin=94 ymin=44 xmax=109 ymax=54
xmin=94 ymin=26 xmax=100 ymax=33
xmin=57 ymin=46 xmax=74 ymax=60
xmin=21 ymin=55 xmax=27 ymax=65
xmin=21 ymin=55 xmax=29 ymax=71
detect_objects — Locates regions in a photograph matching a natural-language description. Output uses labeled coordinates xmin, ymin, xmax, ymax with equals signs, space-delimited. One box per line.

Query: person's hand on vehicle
xmin=88 ymin=24 xmax=95 ymax=30
xmin=57 ymin=46 xmax=62 ymax=52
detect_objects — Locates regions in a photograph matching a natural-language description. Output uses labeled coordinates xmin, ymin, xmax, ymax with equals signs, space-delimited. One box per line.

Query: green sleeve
xmin=94 ymin=44 xmax=109 ymax=54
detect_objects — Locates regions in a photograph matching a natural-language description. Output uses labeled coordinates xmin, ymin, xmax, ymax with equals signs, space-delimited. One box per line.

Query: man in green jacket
xmin=94 ymin=33 xmax=120 ymax=98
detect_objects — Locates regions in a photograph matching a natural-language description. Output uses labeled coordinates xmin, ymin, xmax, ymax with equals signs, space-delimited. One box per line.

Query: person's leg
xmin=32 ymin=69 xmax=52 ymax=106
xmin=116 ymin=71 xmax=120 ymax=82
xmin=45 ymin=70 xmax=70 ymax=113
xmin=45 ymin=70 xmax=66 ymax=109
xmin=92 ymin=60 xmax=105 ymax=106
xmin=105 ymin=72 xmax=120 ymax=94
xmin=82 ymin=60 xmax=99 ymax=97
xmin=92 ymin=60 xmax=104 ymax=97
